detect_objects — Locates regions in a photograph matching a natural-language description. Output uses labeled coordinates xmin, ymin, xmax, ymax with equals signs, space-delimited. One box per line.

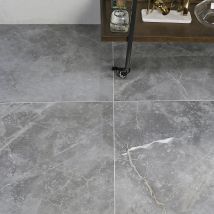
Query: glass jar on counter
xmin=110 ymin=0 xmax=130 ymax=33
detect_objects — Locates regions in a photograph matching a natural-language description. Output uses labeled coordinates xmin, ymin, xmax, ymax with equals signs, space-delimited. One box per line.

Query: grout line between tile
xmin=114 ymin=100 xmax=214 ymax=102
xmin=112 ymin=42 xmax=116 ymax=214
xmin=0 ymin=100 xmax=214 ymax=105
xmin=1 ymin=100 xmax=213 ymax=105
xmin=0 ymin=101 xmax=113 ymax=105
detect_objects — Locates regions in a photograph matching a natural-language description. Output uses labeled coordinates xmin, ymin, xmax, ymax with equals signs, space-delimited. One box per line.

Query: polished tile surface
xmin=0 ymin=25 xmax=113 ymax=102
xmin=0 ymin=25 xmax=214 ymax=214
xmin=114 ymin=43 xmax=214 ymax=101
xmin=115 ymin=101 xmax=214 ymax=214
xmin=0 ymin=103 xmax=113 ymax=214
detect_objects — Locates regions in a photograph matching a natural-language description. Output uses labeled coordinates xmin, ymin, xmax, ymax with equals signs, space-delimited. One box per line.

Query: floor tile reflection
xmin=114 ymin=43 xmax=214 ymax=101
xmin=0 ymin=102 xmax=113 ymax=214
xmin=0 ymin=25 xmax=113 ymax=102
xmin=115 ymin=101 xmax=214 ymax=214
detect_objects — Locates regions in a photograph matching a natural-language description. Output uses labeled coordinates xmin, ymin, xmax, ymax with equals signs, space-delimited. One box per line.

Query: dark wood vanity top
xmin=101 ymin=0 xmax=214 ymax=42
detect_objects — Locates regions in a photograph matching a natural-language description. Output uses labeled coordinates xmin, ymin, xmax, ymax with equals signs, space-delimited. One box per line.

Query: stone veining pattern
xmin=115 ymin=102 xmax=214 ymax=214
xmin=0 ymin=25 xmax=214 ymax=214
xmin=0 ymin=25 xmax=113 ymax=102
xmin=0 ymin=103 xmax=113 ymax=214
xmin=114 ymin=42 xmax=214 ymax=101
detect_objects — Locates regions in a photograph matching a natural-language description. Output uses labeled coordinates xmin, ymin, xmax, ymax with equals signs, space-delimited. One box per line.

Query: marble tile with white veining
xmin=114 ymin=43 xmax=214 ymax=101
xmin=0 ymin=25 xmax=113 ymax=102
xmin=115 ymin=101 xmax=214 ymax=214
xmin=0 ymin=102 xmax=113 ymax=214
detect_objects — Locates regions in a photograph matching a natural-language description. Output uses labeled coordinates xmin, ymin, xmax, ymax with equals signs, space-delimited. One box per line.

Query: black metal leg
xmin=112 ymin=0 xmax=138 ymax=78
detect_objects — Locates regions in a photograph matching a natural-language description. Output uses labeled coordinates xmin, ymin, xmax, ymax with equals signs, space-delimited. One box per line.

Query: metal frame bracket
xmin=112 ymin=0 xmax=138 ymax=78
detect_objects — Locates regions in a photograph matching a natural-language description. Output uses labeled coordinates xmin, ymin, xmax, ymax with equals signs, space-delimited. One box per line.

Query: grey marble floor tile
xmin=0 ymin=102 xmax=113 ymax=214
xmin=0 ymin=25 xmax=113 ymax=102
xmin=114 ymin=43 xmax=214 ymax=101
xmin=115 ymin=101 xmax=214 ymax=214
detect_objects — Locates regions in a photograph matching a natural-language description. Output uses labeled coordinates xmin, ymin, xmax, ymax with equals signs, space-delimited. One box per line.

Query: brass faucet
xmin=182 ymin=0 xmax=190 ymax=15
xmin=148 ymin=0 xmax=190 ymax=16
xmin=153 ymin=0 xmax=171 ymax=15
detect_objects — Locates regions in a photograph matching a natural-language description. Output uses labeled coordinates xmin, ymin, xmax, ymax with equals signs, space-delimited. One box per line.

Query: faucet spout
xmin=183 ymin=0 xmax=190 ymax=15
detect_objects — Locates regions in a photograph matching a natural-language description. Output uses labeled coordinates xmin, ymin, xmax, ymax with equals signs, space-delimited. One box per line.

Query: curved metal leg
xmin=112 ymin=0 xmax=138 ymax=78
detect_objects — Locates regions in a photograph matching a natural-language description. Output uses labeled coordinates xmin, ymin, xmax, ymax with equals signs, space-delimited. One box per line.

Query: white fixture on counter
xmin=141 ymin=9 xmax=192 ymax=23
